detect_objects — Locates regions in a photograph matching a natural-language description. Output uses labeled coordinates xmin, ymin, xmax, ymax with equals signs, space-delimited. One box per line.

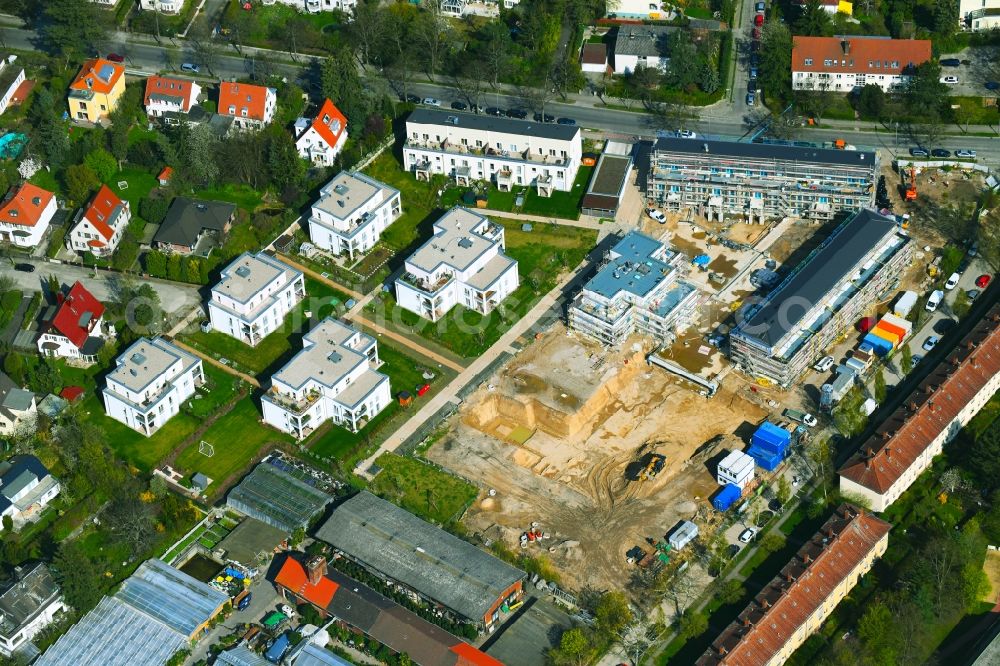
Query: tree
xmin=105 ymin=495 xmax=156 ymax=557
xmin=63 ymin=164 xmax=99 ymax=206
xmin=28 ymin=88 xmax=70 ymax=168
xmin=481 ymin=21 xmax=512 ymax=100
xmin=550 ymin=627 xmax=590 ymax=666
xmin=321 ymin=47 xmax=370 ymax=134
xmin=874 ymin=367 xmax=887 ymax=403
xmin=933 ymin=0 xmax=959 ymax=38
xmin=678 ymin=611 xmax=708 ymax=639
xmin=761 ymin=531 xmax=787 ymax=553
xmin=594 ymin=591 xmax=632 ymax=636
xmin=953 ymin=288 xmax=971 ymax=318
xmin=905 ymin=62 xmax=949 ymax=120
xmin=717 ymin=579 xmax=745 ymax=605
xmin=349 ymin=1 xmax=386 ymax=68
xmin=901 ymin=344 xmax=913 ymax=374
xmin=856 ymin=84 xmax=886 ymax=119
xmin=84 ymin=148 xmax=118 ymax=183
xmin=795 ymin=0 xmax=833 ymax=35
xmin=939 ymin=468 xmax=965 ymax=494
xmin=759 ymin=22 xmax=793 ymax=104
xmin=188 ymin=25 xmax=220 ymax=77
xmin=807 ymin=436 xmax=835 ymax=502
xmin=795 ymin=89 xmax=837 ymax=122
xmin=40 ymin=0 xmax=108 ymax=61
xmin=413 ymin=0 xmax=452 ymax=78
xmin=700 ymin=63 xmax=720 ymax=94
xmin=184 ymin=123 xmax=220 ymax=186
xmin=776 ymin=475 xmax=792 ymax=504
xmin=2 ymin=352 xmax=25 ymax=385
xmin=53 ymin=540 xmax=105 ymax=611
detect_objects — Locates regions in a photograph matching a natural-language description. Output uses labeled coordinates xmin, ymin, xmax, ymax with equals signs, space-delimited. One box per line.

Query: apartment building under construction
xmin=646 ymin=138 xmax=878 ymax=222
xmin=729 ymin=209 xmax=911 ymax=387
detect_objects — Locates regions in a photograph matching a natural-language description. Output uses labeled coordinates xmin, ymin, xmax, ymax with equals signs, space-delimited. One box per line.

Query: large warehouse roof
xmin=227 ymin=457 xmax=332 ymax=532
xmin=315 ymin=492 xmax=525 ymax=623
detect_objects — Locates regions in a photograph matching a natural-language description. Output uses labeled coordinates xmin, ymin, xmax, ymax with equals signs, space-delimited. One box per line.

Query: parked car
xmin=13 ymin=263 xmax=34 ymax=272
xmin=755 ymin=1 xmax=765 ymax=10
xmin=977 ymin=274 xmax=992 ymax=288
xmin=422 ymin=98 xmax=442 ymax=106
xmin=922 ymin=336 xmax=939 ymax=351
xmin=926 ymin=289 xmax=944 ymax=311
xmin=646 ymin=208 xmax=667 ymax=224
xmin=749 ymin=66 xmax=758 ymax=78
xmin=106 ymin=52 xmax=125 ymax=63
xmin=677 ymin=129 xmax=696 ymax=138
xmin=945 ymin=272 xmax=961 ymax=290
xmin=932 ymin=148 xmax=951 ymax=158
xmin=556 ymin=117 xmax=576 ymax=125
xmin=939 ymin=58 xmax=961 ymax=67
xmin=727 ymin=544 xmax=741 ymax=558
xmin=913 ymin=354 xmax=924 ymax=365
xmin=940 ymin=76 xmax=959 ymax=84
xmin=533 ymin=112 xmax=555 ymax=123
xmin=746 ymin=92 xmax=756 ymax=106
xmin=754 ymin=13 xmax=764 ymax=25
xmin=748 ymin=79 xmax=757 ymax=93
xmin=934 ymin=318 xmax=957 ymax=335
xmin=749 ymin=54 xmax=760 ymax=67
xmin=506 ymin=108 xmax=528 ymax=119
xmin=485 ymin=106 xmax=504 ymax=116
xmin=909 ymin=147 xmax=929 ymax=157
xmin=450 ymin=101 xmax=468 ymax=110
xmin=738 ymin=528 xmax=757 ymax=543
xmin=180 ymin=63 xmax=200 ymax=73
xmin=404 ymin=94 xmax=421 ymax=103
xmin=986 ymin=81 xmax=1000 ymax=90
xmin=956 ymin=149 xmax=977 ymax=158
xmin=813 ymin=355 xmax=835 ymax=373
xmin=968 ymin=289 xmax=980 ymax=301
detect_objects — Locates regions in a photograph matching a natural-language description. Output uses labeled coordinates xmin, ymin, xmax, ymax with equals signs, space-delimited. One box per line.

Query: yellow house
xmin=67 ymin=58 xmax=125 ymax=123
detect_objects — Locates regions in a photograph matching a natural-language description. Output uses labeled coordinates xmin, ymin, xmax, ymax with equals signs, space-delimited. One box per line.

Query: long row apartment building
xmin=729 ymin=209 xmax=911 ymax=387
xmin=646 ymin=138 xmax=878 ymax=223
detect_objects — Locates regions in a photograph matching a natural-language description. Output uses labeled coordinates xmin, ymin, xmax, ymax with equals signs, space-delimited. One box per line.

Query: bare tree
xmin=615 ymin=614 xmax=661 ymax=666
xmin=939 ymin=468 xmax=965 ymax=494
xmin=350 ymin=2 xmax=386 ymax=69
xmin=188 ymin=25 xmax=220 ymax=77
xmin=413 ymin=0 xmax=452 ymax=79
xmin=662 ymin=567 xmax=699 ymax=617
xmin=516 ymin=84 xmax=556 ymax=119
xmin=449 ymin=61 xmax=487 ymax=111
xmin=481 ymin=22 xmax=512 ymax=104
xmin=105 ymin=496 xmax=156 ymax=557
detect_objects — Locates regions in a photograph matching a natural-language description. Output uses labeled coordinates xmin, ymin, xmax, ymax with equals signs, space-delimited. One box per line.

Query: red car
xmin=106 ymin=53 xmax=125 ymax=63
xmin=752 ymin=26 xmax=761 ymax=39
xmin=754 ymin=13 xmax=764 ymax=25
xmin=976 ymin=274 xmax=992 ymax=288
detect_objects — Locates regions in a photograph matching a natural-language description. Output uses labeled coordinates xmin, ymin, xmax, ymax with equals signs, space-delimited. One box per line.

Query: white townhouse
xmin=403 ymin=109 xmax=582 ymax=197
xmin=295 ymin=98 xmax=348 ymax=166
xmin=0 ymin=183 xmax=56 ymax=249
xmin=0 ymin=563 xmax=65 ymax=657
xmin=143 ymin=75 xmax=202 ymax=120
xmin=960 ymin=0 xmax=1000 ymax=30
xmin=208 ymin=252 xmax=305 ymax=347
xmin=0 ymin=456 xmax=60 ymax=530
xmin=260 ymin=0 xmax=357 ymax=12
xmin=140 ymin=0 xmax=185 ymax=13
xmin=308 ymin=171 xmax=402 ymax=260
xmin=0 ymin=55 xmax=25 ymax=117
xmin=261 ymin=318 xmax=391 ymax=440
xmin=791 ymin=36 xmax=932 ymax=93
xmin=66 ymin=184 xmax=131 ymax=256
xmin=395 ymin=207 xmax=519 ymax=323
xmin=102 ymin=338 xmax=205 ymax=437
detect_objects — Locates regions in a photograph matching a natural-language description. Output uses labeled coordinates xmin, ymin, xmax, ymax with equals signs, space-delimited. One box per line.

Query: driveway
xmin=187 ymin=575 xmax=282 ymax=664
xmin=2 ymin=260 xmax=202 ymax=315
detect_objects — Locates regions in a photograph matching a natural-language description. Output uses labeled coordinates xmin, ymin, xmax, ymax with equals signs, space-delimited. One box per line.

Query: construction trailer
xmin=894 ymin=291 xmax=918 ymax=318
xmin=716 ymin=450 xmax=756 ymax=489
xmin=712 ymin=483 xmax=742 ymax=512
xmin=668 ymin=520 xmax=699 ymax=550
xmin=747 ymin=422 xmax=792 ymax=472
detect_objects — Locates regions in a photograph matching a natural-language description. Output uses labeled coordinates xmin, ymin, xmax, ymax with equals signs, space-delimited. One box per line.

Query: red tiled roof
xmin=274 ymin=557 xmax=338 ymax=608
xmin=451 ymin=642 xmax=506 ymax=666
xmin=60 ymin=386 xmax=84 ymax=402
xmin=158 ymin=166 xmax=174 ymax=182
xmin=581 ymin=43 xmax=608 ymax=65
xmin=839 ymin=307 xmax=1000 ymax=493
xmin=697 ymin=506 xmax=891 ymax=665
xmin=0 ymin=183 xmax=54 ymax=228
xmin=308 ymin=98 xmax=348 ymax=150
xmin=69 ymin=58 xmax=124 ymax=95
xmin=791 ymin=36 xmax=931 ymax=76
xmin=82 ymin=184 xmax=125 ymax=242
xmin=218 ymin=82 xmax=271 ymax=121
xmin=49 ymin=282 xmax=105 ymax=350
xmin=144 ymin=76 xmax=198 ymax=112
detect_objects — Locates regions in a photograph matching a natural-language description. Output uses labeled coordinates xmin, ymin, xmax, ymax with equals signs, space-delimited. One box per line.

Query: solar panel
xmin=98 ymin=64 xmax=116 ymax=82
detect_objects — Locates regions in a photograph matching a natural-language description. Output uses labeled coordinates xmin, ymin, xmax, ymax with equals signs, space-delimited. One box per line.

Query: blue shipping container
xmin=751 ymin=422 xmax=791 ymax=456
xmin=712 ymin=483 xmax=742 ymax=511
xmin=748 ymin=446 xmax=784 ymax=471
xmin=862 ymin=333 xmax=893 ymax=356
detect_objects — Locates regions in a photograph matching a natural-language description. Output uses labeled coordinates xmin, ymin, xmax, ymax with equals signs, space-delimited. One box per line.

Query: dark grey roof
xmin=0 ymin=371 xmax=32 ymax=413
xmin=0 ymin=563 xmax=61 ymax=639
xmin=315 ymin=491 xmax=525 ymax=623
xmin=734 ymin=209 xmax=900 ymax=348
xmin=226 ymin=459 xmax=332 ymax=533
xmin=614 ymin=25 xmax=678 ymax=58
xmin=216 ymin=517 xmax=286 ymax=566
xmin=407 ymin=108 xmax=579 ymax=141
xmin=652 ymin=137 xmax=877 ymax=167
xmin=0 ymin=456 xmax=50 ymax=513
xmin=153 ymin=197 xmax=235 ymax=248
xmin=80 ymin=336 xmax=104 ymax=357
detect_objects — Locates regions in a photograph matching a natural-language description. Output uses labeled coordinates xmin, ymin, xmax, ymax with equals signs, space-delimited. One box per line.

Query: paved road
xmin=2 ymin=259 xmax=202 ymax=315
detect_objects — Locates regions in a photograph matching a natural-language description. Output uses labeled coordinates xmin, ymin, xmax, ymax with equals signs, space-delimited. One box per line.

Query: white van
xmin=945 ymin=273 xmax=960 ymax=290
xmin=926 ymin=289 xmax=944 ymax=312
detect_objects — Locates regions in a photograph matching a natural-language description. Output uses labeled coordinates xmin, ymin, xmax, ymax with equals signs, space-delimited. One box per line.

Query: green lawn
xmin=180 ymin=278 xmax=350 ymax=375
xmin=369 ymin=453 xmax=478 ymax=525
xmin=173 ymin=399 xmax=294 ymax=493
xmin=364 ymin=152 xmax=440 ymax=252
xmin=185 ymin=365 xmax=242 ymax=418
xmin=108 ymin=167 xmax=159 ymax=210
xmin=520 ymin=166 xmax=594 ymax=220
xmin=195 ymin=183 xmax=264 ymax=211
xmin=102 ymin=402 xmax=201 ymax=472
xmin=29 ymin=169 xmax=61 ymax=196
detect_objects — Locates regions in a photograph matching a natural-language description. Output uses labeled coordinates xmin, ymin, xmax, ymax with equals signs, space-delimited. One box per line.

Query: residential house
xmin=0 ymin=563 xmax=65 ymax=657
xmin=307 ymin=171 xmax=402 ymax=260
xmin=612 ymin=25 xmax=679 ymax=74
xmin=67 ymin=58 xmax=126 ymax=123
xmin=580 ymin=141 xmax=634 ymax=217
xmin=403 ymin=108 xmax=582 ymax=196
xmin=208 ymin=252 xmax=305 ymax=346
xmin=261 ymin=318 xmax=391 ymax=439
xmin=260 ymin=0 xmax=357 ymax=12
xmin=0 ymin=456 xmax=60 ymax=529
xmin=961 ymin=0 xmax=1000 ymax=29
xmin=152 ymin=197 xmax=235 ymax=254
xmin=0 ymin=183 xmax=56 ymax=248
xmin=395 ymin=207 xmax=519 ymax=323
xmin=791 ymin=36 xmax=931 ymax=92
xmin=218 ymin=81 xmax=277 ymax=131
xmin=294 ymin=98 xmax=348 ymax=166
xmin=696 ymin=506 xmax=891 ymax=666
xmin=139 ymin=0 xmax=185 ymax=13
xmin=88 ymin=0 xmax=117 ymax=6
xmin=36 ymin=281 xmax=110 ymax=365
xmin=568 ymin=231 xmax=698 ymax=346
xmin=581 ymin=43 xmax=609 ymax=74
xmin=610 ymin=0 xmax=669 ymax=17
xmin=66 ymin=184 xmax=131 ymax=256
xmin=143 ymin=76 xmax=202 ymax=121
xmin=102 ymin=338 xmax=205 ymax=436
xmin=37 ymin=559 xmax=229 ymax=666
xmin=839 ymin=306 xmax=1000 ymax=512
xmin=0 ymin=372 xmax=36 ymax=439
xmin=794 ymin=0 xmax=852 ymax=13
xmin=315 ymin=491 xmax=526 ymax=629
xmin=0 ymin=55 xmax=26 ymax=117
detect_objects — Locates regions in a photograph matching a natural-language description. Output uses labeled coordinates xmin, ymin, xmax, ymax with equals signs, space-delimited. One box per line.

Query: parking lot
xmin=938 ymin=46 xmax=1000 ymax=97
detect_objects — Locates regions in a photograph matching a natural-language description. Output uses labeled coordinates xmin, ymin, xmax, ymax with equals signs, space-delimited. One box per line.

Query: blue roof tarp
xmin=747 ymin=445 xmax=784 ymax=471
xmin=712 ymin=483 xmax=742 ymax=511
xmin=750 ymin=422 xmax=791 ymax=455
xmin=693 ymin=254 xmax=711 ymax=267
xmin=862 ymin=332 xmax=893 ymax=356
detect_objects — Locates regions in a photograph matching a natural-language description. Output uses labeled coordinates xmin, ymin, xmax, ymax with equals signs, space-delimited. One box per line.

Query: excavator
xmin=639 ymin=454 xmax=666 ymax=481
xmin=905 ymin=167 xmax=918 ymax=201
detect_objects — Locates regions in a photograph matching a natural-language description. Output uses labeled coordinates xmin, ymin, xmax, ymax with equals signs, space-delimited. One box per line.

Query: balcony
xmin=267 ymin=388 xmax=322 ymax=414
xmin=406 ymin=137 xmax=569 ymax=167
xmin=399 ymin=271 xmax=454 ymax=295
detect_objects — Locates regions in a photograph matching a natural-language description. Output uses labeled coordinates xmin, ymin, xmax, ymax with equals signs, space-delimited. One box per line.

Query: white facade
xmin=218 ymin=83 xmax=277 ymax=131
xmin=208 ymin=253 xmax=305 ymax=347
xmin=960 ymin=0 xmax=1000 ymax=30
xmin=144 ymin=77 xmax=202 ymax=118
xmin=716 ymin=450 xmax=755 ymax=489
xmin=0 ymin=191 xmax=55 ymax=249
xmin=403 ymin=109 xmax=582 ymax=196
xmin=102 ymin=338 xmax=205 ymax=437
xmin=262 ymin=318 xmax=391 ymax=439
xmin=395 ymin=207 xmax=519 ymax=323
xmin=140 ymin=0 xmax=185 ymax=13
xmin=0 ymin=563 xmax=65 ymax=657
xmin=0 ymin=56 xmax=25 ymax=117
xmin=611 ymin=0 xmax=667 ymax=17
xmin=0 ymin=457 xmax=60 ymax=531
xmin=791 ymin=69 xmax=912 ymax=93
xmin=260 ymin=0 xmax=357 ymax=13
xmin=0 ymin=595 xmax=64 ymax=657
xmin=308 ymin=171 xmax=402 ymax=260
xmin=0 ymin=380 xmax=35 ymax=439
xmin=66 ymin=187 xmax=131 ymax=256
xmin=296 ymin=123 xmax=347 ymax=165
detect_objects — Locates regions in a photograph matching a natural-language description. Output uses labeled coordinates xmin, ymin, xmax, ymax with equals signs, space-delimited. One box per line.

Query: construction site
xmin=426 ymin=326 xmax=767 ymax=594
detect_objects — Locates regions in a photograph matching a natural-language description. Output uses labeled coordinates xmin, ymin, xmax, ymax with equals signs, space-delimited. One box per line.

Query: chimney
xmin=717 ymin=645 xmax=729 ymax=655
xmin=866 ymin=447 xmax=874 ymax=458
xmin=306 ymin=556 xmax=327 ymax=586
xmin=885 ymin=447 xmax=892 ymax=459
xmin=841 ymin=39 xmax=851 ymax=54
xmin=760 ymin=598 xmax=771 ymax=609
xmin=909 ymin=401 xmax=918 ymax=411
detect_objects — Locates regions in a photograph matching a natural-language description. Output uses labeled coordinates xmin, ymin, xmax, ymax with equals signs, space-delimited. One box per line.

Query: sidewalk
xmin=276 ymin=252 xmax=365 ymax=301
xmin=170 ymin=338 xmax=261 ymax=388
xmin=347 ymin=312 xmax=466 ymax=373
